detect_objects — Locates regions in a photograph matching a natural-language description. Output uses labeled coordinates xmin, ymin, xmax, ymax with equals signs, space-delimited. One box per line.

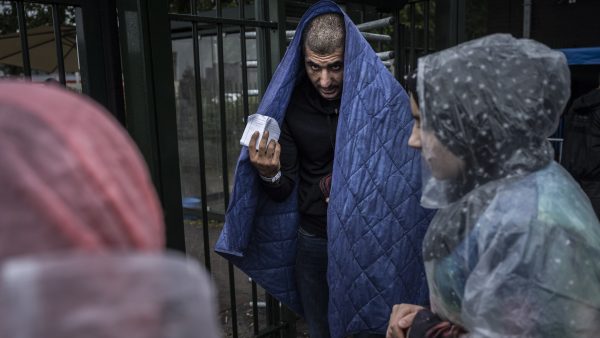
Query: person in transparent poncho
xmin=0 ymin=82 xmax=220 ymax=338
xmin=386 ymin=34 xmax=600 ymax=338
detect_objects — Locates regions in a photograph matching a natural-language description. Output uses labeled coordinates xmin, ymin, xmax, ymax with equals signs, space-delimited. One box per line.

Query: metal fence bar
xmin=190 ymin=1 xmax=212 ymax=273
xmin=215 ymin=1 xmax=238 ymax=336
xmin=265 ymin=293 xmax=280 ymax=337
xmin=409 ymin=2 xmax=416 ymax=70
xmin=377 ymin=51 xmax=394 ymax=61
xmin=240 ymin=3 xmax=260 ymax=335
xmin=356 ymin=16 xmax=394 ymax=31
xmin=239 ymin=8 xmax=250 ymax=123
xmin=281 ymin=305 xmax=297 ymax=338
xmin=424 ymin=0 xmax=430 ymax=54
xmin=245 ymin=14 xmax=396 ymax=43
xmin=168 ymin=13 xmax=277 ymax=28
xmin=393 ymin=10 xmax=403 ymax=80
xmin=243 ymin=30 xmax=294 ymax=39
xmin=251 ymin=279 xmax=260 ymax=335
xmin=255 ymin=1 xmax=284 ymax=334
xmin=15 ymin=2 xmax=32 ymax=79
xmin=376 ymin=12 xmax=383 ymax=58
xmin=17 ymin=0 xmax=82 ymax=5
xmin=548 ymin=137 xmax=564 ymax=162
xmin=360 ymin=31 xmax=392 ymax=43
xmin=51 ymin=3 xmax=66 ymax=85
xmin=523 ymin=0 xmax=532 ymax=39
xmin=257 ymin=30 xmax=392 ymax=43
xmin=262 ymin=26 xmax=273 ymax=86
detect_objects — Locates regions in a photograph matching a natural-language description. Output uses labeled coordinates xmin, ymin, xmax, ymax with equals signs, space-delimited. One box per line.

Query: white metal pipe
xmin=360 ymin=32 xmax=392 ymax=42
xmin=356 ymin=16 xmax=394 ymax=32
xmin=248 ymin=30 xmax=391 ymax=43
xmin=285 ymin=31 xmax=391 ymax=42
xmin=376 ymin=51 xmax=395 ymax=61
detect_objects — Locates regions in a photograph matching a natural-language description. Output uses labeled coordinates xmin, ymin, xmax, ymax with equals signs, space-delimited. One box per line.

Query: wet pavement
xmin=183 ymin=218 xmax=309 ymax=337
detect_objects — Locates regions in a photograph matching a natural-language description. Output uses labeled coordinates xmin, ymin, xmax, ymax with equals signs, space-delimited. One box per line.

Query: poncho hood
xmin=417 ymin=34 xmax=570 ymax=208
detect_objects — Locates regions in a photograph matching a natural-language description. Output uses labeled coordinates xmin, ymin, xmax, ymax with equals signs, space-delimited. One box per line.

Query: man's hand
xmin=248 ymin=130 xmax=281 ymax=178
xmin=319 ymin=174 xmax=332 ymax=203
xmin=386 ymin=304 xmax=426 ymax=338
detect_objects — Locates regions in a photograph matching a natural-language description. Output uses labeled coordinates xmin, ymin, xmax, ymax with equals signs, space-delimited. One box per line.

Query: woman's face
xmin=408 ymin=93 xmax=465 ymax=180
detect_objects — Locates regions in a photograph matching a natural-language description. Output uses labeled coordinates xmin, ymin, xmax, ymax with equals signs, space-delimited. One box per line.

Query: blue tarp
xmin=215 ymin=1 xmax=434 ymax=336
xmin=560 ymin=47 xmax=600 ymax=65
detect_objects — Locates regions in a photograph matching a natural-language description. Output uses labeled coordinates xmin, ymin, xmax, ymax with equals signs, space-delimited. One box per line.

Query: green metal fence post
xmin=116 ymin=0 xmax=186 ymax=252
xmin=255 ymin=0 xmax=271 ymax=97
xmin=76 ymin=0 xmax=126 ymax=124
xmin=268 ymin=0 xmax=285 ymax=75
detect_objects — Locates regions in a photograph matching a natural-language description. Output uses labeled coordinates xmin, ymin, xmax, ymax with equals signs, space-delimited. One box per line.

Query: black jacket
xmin=562 ymin=88 xmax=600 ymax=217
xmin=260 ymin=76 xmax=340 ymax=237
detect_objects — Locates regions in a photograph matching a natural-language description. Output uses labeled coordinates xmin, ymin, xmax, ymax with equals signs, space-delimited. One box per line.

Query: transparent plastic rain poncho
xmin=416 ymin=34 xmax=600 ymax=337
xmin=0 ymin=253 xmax=220 ymax=338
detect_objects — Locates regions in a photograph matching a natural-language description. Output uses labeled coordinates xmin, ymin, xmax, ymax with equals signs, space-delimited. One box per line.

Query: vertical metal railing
xmin=51 ymin=3 xmax=66 ymax=85
xmin=237 ymin=3 xmax=259 ymax=335
xmin=424 ymin=0 xmax=430 ymax=54
xmin=15 ymin=2 xmax=32 ymax=79
xmin=409 ymin=2 xmax=416 ymax=70
xmin=240 ymin=2 xmax=250 ymax=122
xmin=190 ymin=0 xmax=212 ymax=273
xmin=393 ymin=10 xmax=403 ymax=80
xmin=213 ymin=2 xmax=240 ymax=338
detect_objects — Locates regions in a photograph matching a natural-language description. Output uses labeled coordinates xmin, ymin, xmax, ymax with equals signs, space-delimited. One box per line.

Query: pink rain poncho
xmin=0 ymin=82 xmax=220 ymax=338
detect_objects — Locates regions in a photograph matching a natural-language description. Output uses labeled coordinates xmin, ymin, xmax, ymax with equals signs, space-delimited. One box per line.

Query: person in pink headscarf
xmin=0 ymin=81 xmax=220 ymax=338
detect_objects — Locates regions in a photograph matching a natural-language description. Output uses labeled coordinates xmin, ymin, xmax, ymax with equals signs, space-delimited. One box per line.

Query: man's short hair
xmin=302 ymin=13 xmax=345 ymax=55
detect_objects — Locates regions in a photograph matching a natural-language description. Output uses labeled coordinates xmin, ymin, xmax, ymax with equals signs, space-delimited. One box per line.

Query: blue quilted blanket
xmin=215 ymin=1 xmax=434 ymax=336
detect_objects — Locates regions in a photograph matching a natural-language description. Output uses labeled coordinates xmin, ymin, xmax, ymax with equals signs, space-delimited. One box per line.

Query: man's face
xmin=304 ymin=47 xmax=344 ymax=100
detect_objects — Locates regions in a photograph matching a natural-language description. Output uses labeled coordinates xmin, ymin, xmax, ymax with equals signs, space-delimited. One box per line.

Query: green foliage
xmin=0 ymin=2 xmax=75 ymax=35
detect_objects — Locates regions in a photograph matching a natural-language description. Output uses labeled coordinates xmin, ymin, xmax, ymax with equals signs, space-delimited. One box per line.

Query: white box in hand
xmin=240 ymin=114 xmax=281 ymax=150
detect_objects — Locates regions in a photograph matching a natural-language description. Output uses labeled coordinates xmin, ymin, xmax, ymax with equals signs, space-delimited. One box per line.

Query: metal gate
xmin=166 ymin=1 xmax=297 ymax=337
